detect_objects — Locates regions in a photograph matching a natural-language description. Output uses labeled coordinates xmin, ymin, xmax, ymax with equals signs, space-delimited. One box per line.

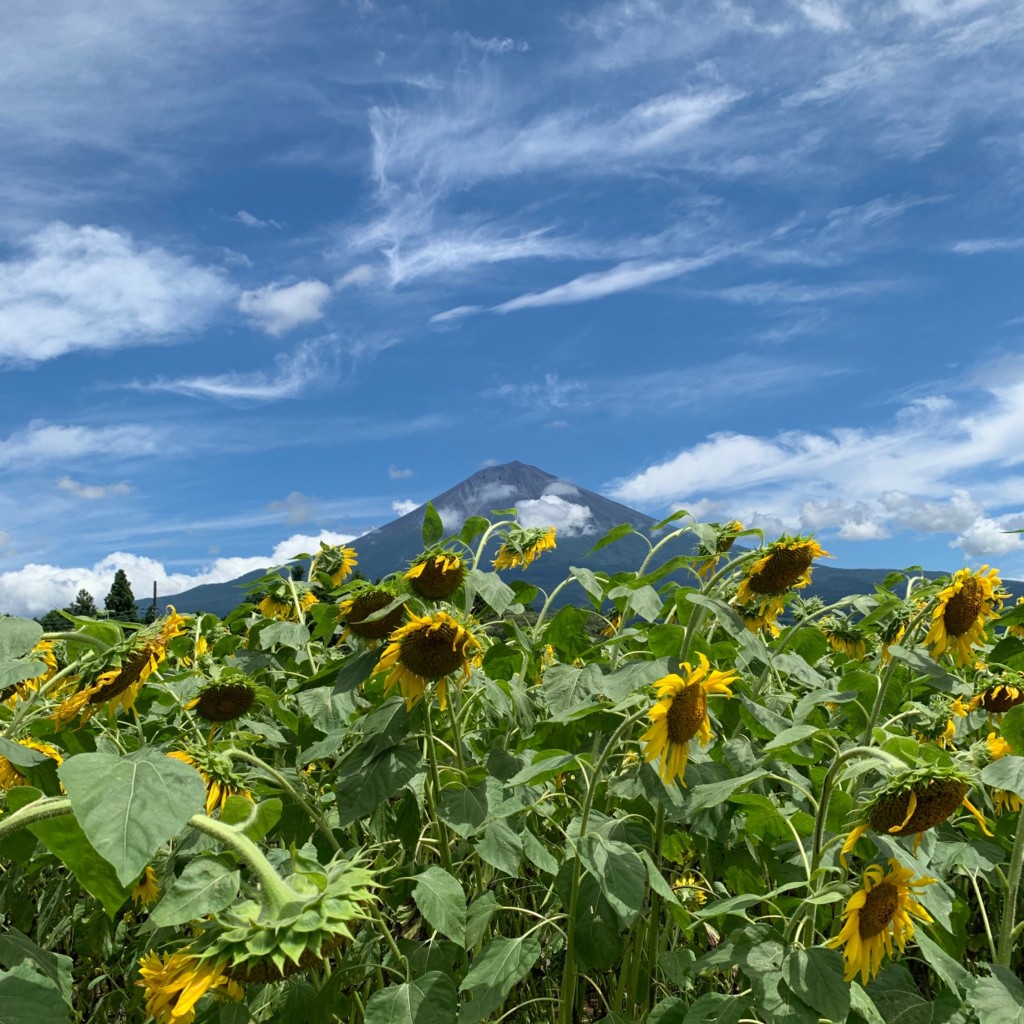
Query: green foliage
xmin=102 ymin=568 xmax=140 ymax=621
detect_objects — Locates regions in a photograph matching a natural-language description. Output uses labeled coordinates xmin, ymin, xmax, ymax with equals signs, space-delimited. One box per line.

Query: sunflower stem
xmin=559 ymin=708 xmax=648 ymax=1024
xmin=637 ymin=801 xmax=666 ymax=1013
xmin=996 ymin=802 xmax=1024 ymax=966
xmin=0 ymin=796 xmax=72 ymax=842
xmin=420 ymin=702 xmax=456 ymax=877
xmin=967 ymin=870 xmax=998 ymax=963
xmin=532 ymin=577 xmax=575 ymax=640
xmin=187 ymin=813 xmax=298 ymax=915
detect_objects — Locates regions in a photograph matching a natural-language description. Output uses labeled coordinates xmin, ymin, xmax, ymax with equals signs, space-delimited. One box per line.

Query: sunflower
xmin=602 ymin=610 xmax=623 ymax=638
xmin=167 ymin=749 xmax=251 ymax=816
xmin=257 ymin=590 xmax=317 ymax=621
xmin=132 ymin=865 xmax=161 ymax=908
xmin=985 ymin=732 xmax=1023 ymax=815
xmin=373 ymin=610 xmax=481 ymax=710
xmin=640 ymin=654 xmax=738 ymax=786
xmin=924 ymin=566 xmax=1003 ymax=666
xmin=879 ymin=614 xmax=909 ymax=664
xmin=53 ymin=611 xmax=189 ymax=726
xmin=694 ymin=520 xmax=744 ymax=576
xmin=339 ymin=589 xmax=405 ymax=640
xmin=735 ymin=535 xmax=830 ymax=621
xmin=310 ymin=543 xmax=359 ymax=587
xmin=2 ymin=640 xmax=59 ymax=705
xmin=493 ymin=525 xmax=556 ymax=571
xmin=913 ymin=695 xmax=969 ymax=750
xmin=0 ymin=738 xmax=63 ymax=791
xmin=826 ymin=858 xmax=935 ymax=984
xmin=406 ymin=551 xmax=465 ymax=599
xmin=137 ymin=950 xmax=242 ymax=1024
xmin=1006 ymin=596 xmax=1024 ymax=638
xmin=841 ymin=770 xmax=991 ymax=865
xmin=969 ymin=681 xmax=1024 ymax=716
xmin=821 ymin=616 xmax=868 ymax=660
xmin=187 ymin=681 xmax=256 ymax=722
xmin=735 ymin=603 xmax=782 ymax=637
xmin=673 ymin=872 xmax=708 ymax=907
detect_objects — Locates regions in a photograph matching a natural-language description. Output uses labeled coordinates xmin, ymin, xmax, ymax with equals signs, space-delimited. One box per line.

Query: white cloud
xmin=238 ymin=280 xmax=331 ymax=335
xmin=950 ymin=237 xmax=1024 ymax=254
xmin=336 ymin=265 xmax=379 ymax=289
xmin=0 ymin=223 xmax=232 ymax=364
xmin=0 ymin=422 xmax=162 ymax=469
xmin=0 ymin=529 xmax=363 ymax=617
xmin=392 ymin=499 xmax=419 ymax=516
xmin=430 ymin=305 xmax=483 ymax=323
xmin=56 ymin=476 xmax=133 ymax=500
xmin=234 ymin=210 xmax=280 ymax=229
xmin=794 ymin=0 xmax=851 ymax=32
xmin=267 ymin=491 xmax=314 ymax=523
xmin=388 ymin=465 xmax=413 ymax=480
xmin=516 ymin=495 xmax=595 ymax=536
xmin=135 ymin=337 xmax=338 ymax=401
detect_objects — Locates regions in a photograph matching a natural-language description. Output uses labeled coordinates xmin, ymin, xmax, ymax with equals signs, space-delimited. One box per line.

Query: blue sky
xmin=2 ymin=0 xmax=1024 ymax=615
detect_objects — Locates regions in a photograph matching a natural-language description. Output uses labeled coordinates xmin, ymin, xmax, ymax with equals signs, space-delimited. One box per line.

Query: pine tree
xmin=65 ymin=588 xmax=97 ymax=617
xmin=104 ymin=569 xmax=140 ymax=621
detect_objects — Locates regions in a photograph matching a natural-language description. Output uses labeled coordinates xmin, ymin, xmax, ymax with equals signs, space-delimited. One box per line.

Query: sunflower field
xmin=2 ymin=506 xmax=1024 ymax=1024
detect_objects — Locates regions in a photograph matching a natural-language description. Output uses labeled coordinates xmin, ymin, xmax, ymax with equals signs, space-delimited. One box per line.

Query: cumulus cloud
xmin=234 ymin=210 xmax=280 ymax=229
xmin=516 ymin=495 xmax=595 ymax=536
xmin=0 ymin=529 xmax=358 ymax=617
xmin=392 ymin=499 xmax=419 ymax=517
xmin=238 ymin=279 xmax=332 ymax=335
xmin=0 ymin=223 xmax=233 ymax=364
xmin=56 ymin=476 xmax=134 ymax=500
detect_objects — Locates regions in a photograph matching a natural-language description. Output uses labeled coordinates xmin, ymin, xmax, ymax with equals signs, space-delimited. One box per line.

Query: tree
xmin=104 ymin=569 xmax=140 ymax=621
xmin=37 ymin=609 xmax=72 ymax=632
xmin=65 ymin=588 xmax=97 ymax=617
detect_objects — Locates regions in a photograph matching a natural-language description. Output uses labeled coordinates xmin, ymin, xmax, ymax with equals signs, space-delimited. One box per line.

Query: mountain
xmin=162 ymin=461 xmax=1023 ymax=615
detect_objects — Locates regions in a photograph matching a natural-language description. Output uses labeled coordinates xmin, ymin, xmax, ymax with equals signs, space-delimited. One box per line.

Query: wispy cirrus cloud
xmin=950 ymin=237 xmax=1024 ymax=255
xmin=56 ymin=477 xmax=134 ymax=500
xmin=0 ymin=422 xmax=163 ymax=469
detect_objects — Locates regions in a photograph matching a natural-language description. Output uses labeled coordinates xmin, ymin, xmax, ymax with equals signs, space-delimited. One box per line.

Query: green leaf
xmin=422 ymin=502 xmax=445 ymax=547
xmin=685 ymin=770 xmax=767 ymax=812
xmin=0 ymin=964 xmax=68 ymax=1024
xmin=569 ymin=565 xmax=605 ymax=603
xmin=324 ymin=647 xmax=380 ymax=695
xmin=1000 ymin=705 xmax=1024 ymax=754
xmin=648 ymin=997 xmax=687 ymax=1023
xmin=980 ymin=755 xmax=1024 ymax=798
xmin=681 ymin=993 xmax=753 ymax=1024
xmin=545 ymin=605 xmax=589 ymax=659
xmin=335 ymin=742 xmax=421 ymax=826
xmin=913 ymin=929 xmax=971 ymax=996
xmin=458 ymin=935 xmax=542 ymax=1024
xmin=0 ymin=931 xmax=72 ymax=1007
xmin=521 ymin=830 xmax=558 ymax=875
xmin=413 ymin=867 xmax=467 ymax=947
xmin=579 ymin=835 xmax=646 ymax=923
xmin=465 ymin=892 xmax=498 ymax=950
xmin=865 ymin=965 xmax=932 ymax=1024
xmin=465 ymin=569 xmax=515 ymax=616
xmin=59 ymin=748 xmax=206 ymax=885
xmin=257 ymin=621 xmax=310 ymax=650
xmin=438 ymin=782 xmax=489 ymax=838
xmin=621 ymin=584 xmax=663 ymax=622
xmin=148 ymin=857 xmax=240 ymax=928
xmin=218 ymin=797 xmax=282 ymax=843
xmin=506 ymin=751 xmax=578 ymax=787
xmin=539 ymin=663 xmax=603 ymax=715
xmin=0 ymin=618 xmax=43 ymax=660
xmin=364 ymin=971 xmax=457 ymax=1024
xmin=460 ymin=516 xmax=490 ymax=546
xmin=764 ymin=726 xmax=820 ymax=752
xmin=782 ymin=948 xmax=849 ymax=1023
xmin=969 ymin=967 xmax=1024 ymax=1024
xmin=475 ymin=820 xmax=523 ymax=876
xmin=588 ymin=523 xmax=637 ymax=554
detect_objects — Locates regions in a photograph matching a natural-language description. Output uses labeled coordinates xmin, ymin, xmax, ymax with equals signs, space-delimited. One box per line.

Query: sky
xmin=2 ymin=0 xmax=1024 ymax=616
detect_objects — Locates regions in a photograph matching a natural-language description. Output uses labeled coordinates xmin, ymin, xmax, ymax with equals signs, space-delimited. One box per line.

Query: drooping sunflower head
xmin=640 ymin=654 xmax=738 ymax=786
xmin=132 ymin=865 xmax=161 ymax=908
xmin=405 ymin=550 xmax=466 ymax=599
xmin=821 ymin=615 xmax=869 ymax=660
xmin=167 ymin=747 xmax=251 ymax=816
xmin=257 ymin=584 xmax=317 ymax=622
xmin=492 ymin=525 xmax=557 ymax=571
xmin=878 ymin=612 xmax=910 ymax=664
xmin=693 ymin=519 xmax=745 ymax=576
xmin=735 ymin=535 xmax=830 ymax=620
xmin=826 ymin=858 xmax=935 ymax=984
xmin=195 ymin=850 xmax=376 ymax=984
xmin=187 ymin=677 xmax=256 ymax=723
xmin=1 ymin=639 xmax=60 ymax=706
xmin=841 ymin=765 xmax=990 ymax=865
xmin=373 ymin=610 xmax=482 ymax=709
xmin=983 ymin=731 xmax=1023 ymax=815
xmin=734 ymin=603 xmax=782 ymax=637
xmin=969 ymin=680 xmax=1024 ymax=715
xmin=924 ymin=565 xmax=1004 ymax=666
xmin=137 ymin=950 xmax=243 ymax=1024
xmin=910 ymin=693 xmax=969 ymax=750
xmin=338 ymin=586 xmax=405 ymax=640
xmin=53 ymin=610 xmax=191 ymax=727
xmin=0 ymin=737 xmax=63 ymax=791
xmin=310 ymin=542 xmax=359 ymax=588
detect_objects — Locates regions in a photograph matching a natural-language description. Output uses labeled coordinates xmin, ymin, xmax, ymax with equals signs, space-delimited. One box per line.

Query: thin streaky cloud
xmin=950 ymin=237 xmax=1024 ymax=255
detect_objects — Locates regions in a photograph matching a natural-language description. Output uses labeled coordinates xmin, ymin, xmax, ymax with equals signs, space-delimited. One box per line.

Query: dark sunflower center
xmin=869 ymin=779 xmax=967 ymax=835
xmin=943 ymin=580 xmax=983 ymax=637
xmin=195 ymin=684 xmax=255 ymax=722
xmin=665 ymin=683 xmax=708 ymax=745
xmin=410 ymin=558 xmax=464 ymax=599
xmin=399 ymin=623 xmax=468 ymax=679
xmin=90 ymin=645 xmax=156 ymax=704
xmin=348 ymin=592 xmax=404 ymax=639
xmin=858 ymin=882 xmax=899 ymax=939
xmin=982 ymin=685 xmax=1024 ymax=714
xmin=748 ymin=547 xmax=815 ymax=596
